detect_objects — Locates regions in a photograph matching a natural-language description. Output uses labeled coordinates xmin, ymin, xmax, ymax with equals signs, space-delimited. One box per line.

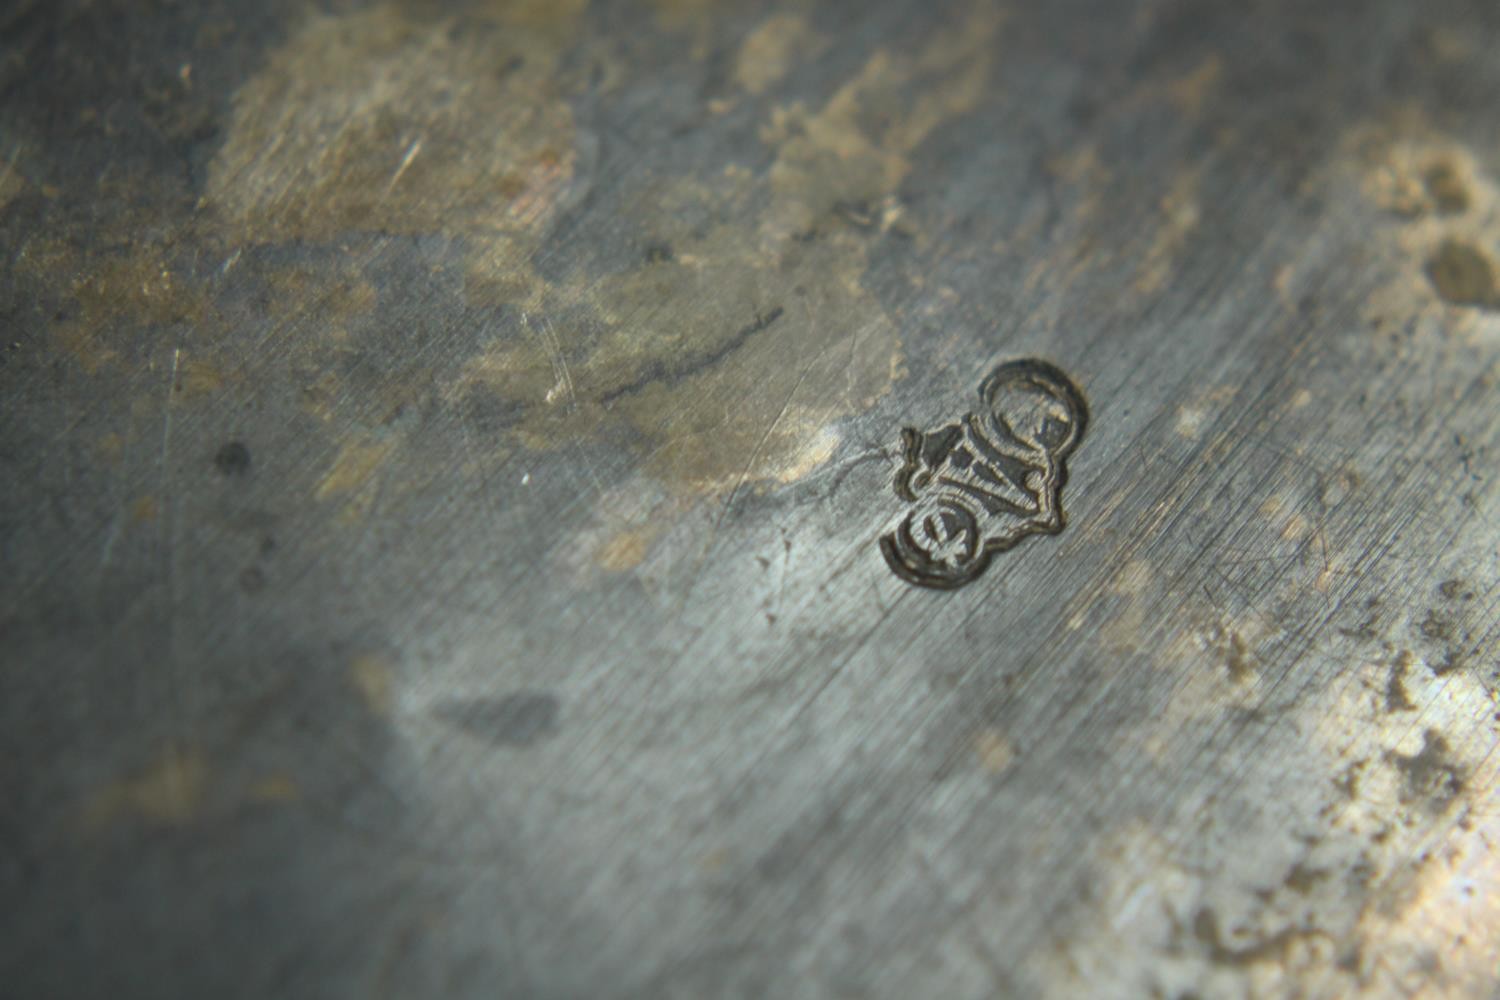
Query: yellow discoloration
xmin=1136 ymin=169 xmax=1202 ymax=295
xmin=1100 ymin=559 xmax=1154 ymax=652
xmin=1294 ymin=654 xmax=1500 ymax=992
xmin=974 ymin=727 xmax=1016 ymax=775
xmin=264 ymin=263 xmax=379 ymax=329
xmin=472 ymin=0 xmax=591 ymax=36
xmin=763 ymin=4 xmax=1003 ymax=237
xmin=650 ymin=0 xmax=716 ymax=23
xmin=249 ymin=773 xmax=300 ymax=803
xmin=207 ymin=4 xmax=580 ymax=244
xmin=762 ymin=425 xmax=841 ymax=488
xmin=1347 ymin=119 xmax=1500 ymax=342
xmin=79 ymin=752 xmax=307 ymax=832
xmin=1112 ymin=559 xmax=1154 ymax=597
xmin=24 ymin=241 xmax=210 ymax=374
xmin=1175 ymin=406 xmax=1207 ymax=438
xmin=1359 ymin=126 xmax=1481 ymax=220
xmin=650 ymin=0 xmax=716 ymax=58
xmin=349 ymin=653 xmax=395 ymax=716
xmin=700 ymin=846 xmax=734 ymax=874
xmin=735 ymin=13 xmax=820 ymax=95
xmin=76 ymin=253 xmax=202 ymax=326
xmin=1279 ymin=512 xmax=1311 ymax=542
xmin=463 ymin=234 xmax=550 ymax=311
xmin=1313 ymin=556 xmax=1343 ymax=594
xmin=1163 ymin=55 xmax=1223 ymax=115
xmin=300 ymin=370 xmax=345 ymax=423
xmin=1042 ymin=817 xmax=1367 ymax=994
xmin=316 ymin=436 xmax=397 ymax=501
xmin=449 ymin=7 xmax=998 ymax=497
xmin=1125 ymin=607 xmax=1277 ymax=761
xmin=334 ymin=485 xmax=383 ymax=527
xmin=130 ymin=495 xmax=160 ymax=524
xmin=1175 ymin=385 xmax=1235 ymax=439
xmin=597 ymin=526 xmax=658 ymax=573
xmin=1350 ymin=807 xmax=1500 ymax=996
xmin=80 ymin=747 xmax=208 ymax=830
xmin=0 ymin=154 xmax=26 ymax=212
xmin=1062 ymin=578 xmax=1494 ymax=983
xmin=178 ymin=357 xmax=227 ymax=398
xmin=1265 ymin=493 xmax=1320 ymax=543
xmin=1045 ymin=751 xmax=1500 ymax=994
xmin=1312 ymin=656 xmax=1491 ymax=830
xmin=96 ymin=433 xmax=128 ymax=463
xmin=1271 ymin=264 xmax=1297 ymax=312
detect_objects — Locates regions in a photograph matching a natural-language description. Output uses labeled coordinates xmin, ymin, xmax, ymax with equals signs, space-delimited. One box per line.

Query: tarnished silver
xmin=4 ymin=0 xmax=1500 ymax=997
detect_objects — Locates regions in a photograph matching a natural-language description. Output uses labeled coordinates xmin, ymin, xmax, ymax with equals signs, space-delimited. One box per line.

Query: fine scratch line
xmin=159 ymin=346 xmax=185 ymax=755
xmin=160 ymin=347 xmax=180 ymax=472
xmin=384 ymin=138 xmax=423 ymax=198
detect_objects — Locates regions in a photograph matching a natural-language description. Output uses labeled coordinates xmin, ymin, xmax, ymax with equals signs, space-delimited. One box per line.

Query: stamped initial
xmin=879 ymin=359 xmax=1088 ymax=590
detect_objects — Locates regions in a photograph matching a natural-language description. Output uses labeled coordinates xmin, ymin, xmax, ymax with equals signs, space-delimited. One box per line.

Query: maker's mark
xmin=880 ymin=359 xmax=1087 ymax=589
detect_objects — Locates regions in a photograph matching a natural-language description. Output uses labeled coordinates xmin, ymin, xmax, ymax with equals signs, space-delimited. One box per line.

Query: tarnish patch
xmin=349 ymin=653 xmax=396 ymax=717
xmin=317 ymin=436 xmax=398 ymax=502
xmin=262 ymin=262 xmax=379 ymax=335
xmin=596 ymin=525 xmax=659 ymax=573
xmin=649 ymin=0 xmax=717 ymax=58
xmin=973 ymin=727 xmax=1016 ymax=775
xmin=1346 ymin=801 xmax=1500 ymax=996
xmin=1174 ymin=385 xmax=1235 ymax=439
xmin=206 ymin=3 xmax=583 ymax=244
xmin=248 ymin=773 xmax=301 ymax=803
xmin=1161 ymin=55 xmax=1224 ymax=116
xmin=1346 ymin=117 xmax=1500 ymax=342
xmin=734 ymin=13 xmax=822 ymax=95
xmin=79 ymin=747 xmax=208 ymax=830
xmin=1135 ymin=168 xmax=1203 ymax=296
xmin=449 ymin=7 xmax=1003 ymax=498
xmin=22 ymin=240 xmax=210 ymax=374
xmin=1426 ymin=238 xmax=1500 ymax=309
xmin=0 ymin=150 xmax=27 ymax=212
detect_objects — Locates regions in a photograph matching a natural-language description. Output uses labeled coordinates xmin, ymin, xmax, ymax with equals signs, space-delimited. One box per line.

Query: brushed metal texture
xmin=2 ymin=1 xmax=1498 ymax=997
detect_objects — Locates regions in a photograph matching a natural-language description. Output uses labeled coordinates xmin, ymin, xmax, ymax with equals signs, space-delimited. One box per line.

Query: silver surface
xmin=2 ymin=0 xmax=1499 ymax=996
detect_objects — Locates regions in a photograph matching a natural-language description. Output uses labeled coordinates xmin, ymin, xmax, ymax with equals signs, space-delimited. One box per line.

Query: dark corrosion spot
xmin=1425 ymin=239 xmax=1500 ymax=309
xmin=1419 ymin=609 xmax=1453 ymax=642
xmin=1423 ymin=161 xmax=1470 ymax=215
xmin=1438 ymin=578 xmax=1474 ymax=601
xmin=214 ymin=441 xmax=252 ymax=476
xmin=1222 ymin=631 xmax=1255 ymax=683
xmin=644 ymin=242 xmax=674 ymax=263
xmin=1284 ymin=863 xmax=1329 ymax=895
xmin=1384 ymin=654 xmax=1416 ymax=713
xmin=1389 ymin=729 xmax=1464 ymax=812
xmin=433 ymin=692 xmax=560 ymax=748
xmin=1190 ymin=906 xmax=1311 ymax=967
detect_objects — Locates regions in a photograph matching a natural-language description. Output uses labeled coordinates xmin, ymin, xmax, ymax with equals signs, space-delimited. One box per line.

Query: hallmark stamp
xmin=880 ymin=359 xmax=1087 ymax=589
